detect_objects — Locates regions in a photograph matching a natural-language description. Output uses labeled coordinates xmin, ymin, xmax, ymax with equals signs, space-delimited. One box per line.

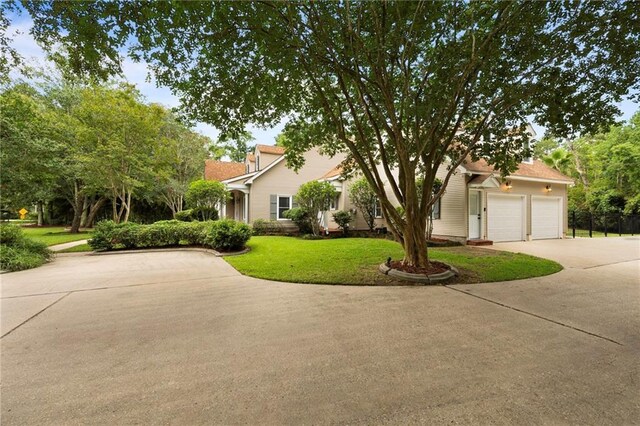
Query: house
xmin=210 ymin=144 xmax=573 ymax=243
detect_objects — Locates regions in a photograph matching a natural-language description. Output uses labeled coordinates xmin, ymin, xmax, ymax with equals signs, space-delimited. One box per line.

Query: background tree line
xmin=1 ymin=73 xmax=213 ymax=232
xmin=535 ymin=111 xmax=640 ymax=217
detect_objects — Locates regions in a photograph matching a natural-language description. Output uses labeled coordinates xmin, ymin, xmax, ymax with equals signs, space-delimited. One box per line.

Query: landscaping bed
xmin=0 ymin=224 xmax=53 ymax=272
xmin=224 ymin=236 xmax=563 ymax=285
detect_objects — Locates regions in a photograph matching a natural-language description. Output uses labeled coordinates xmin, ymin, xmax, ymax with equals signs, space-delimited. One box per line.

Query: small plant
xmin=283 ymin=207 xmax=313 ymax=234
xmin=206 ymin=219 xmax=252 ymax=251
xmin=332 ymin=210 xmax=353 ymax=236
xmin=293 ymin=181 xmax=337 ymax=236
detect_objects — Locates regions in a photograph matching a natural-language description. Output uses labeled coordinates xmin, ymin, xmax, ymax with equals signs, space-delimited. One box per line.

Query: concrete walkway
xmin=48 ymin=239 xmax=89 ymax=252
xmin=1 ymin=240 xmax=638 ymax=424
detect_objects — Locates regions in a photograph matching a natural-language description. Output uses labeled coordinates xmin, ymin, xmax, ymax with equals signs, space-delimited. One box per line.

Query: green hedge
xmin=88 ymin=219 xmax=251 ymax=252
xmin=0 ymin=224 xmax=52 ymax=272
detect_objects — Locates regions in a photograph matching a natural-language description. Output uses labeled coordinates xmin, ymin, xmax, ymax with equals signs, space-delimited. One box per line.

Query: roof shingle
xmin=464 ymin=159 xmax=573 ymax=182
xmin=255 ymin=144 xmax=285 ymax=155
xmin=204 ymin=160 xmax=246 ymax=181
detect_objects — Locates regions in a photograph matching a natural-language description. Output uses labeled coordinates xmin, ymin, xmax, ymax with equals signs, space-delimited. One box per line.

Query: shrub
xmin=206 ymin=219 xmax=252 ymax=251
xmin=174 ymin=209 xmax=195 ymax=222
xmin=294 ymin=181 xmax=337 ymax=235
xmin=191 ymin=206 xmax=219 ymax=221
xmin=252 ymin=219 xmax=284 ymax=236
xmin=88 ymin=219 xmax=250 ymax=252
xmin=283 ymin=207 xmax=313 ymax=234
xmin=0 ymin=224 xmax=52 ymax=272
xmin=332 ymin=210 xmax=353 ymax=235
xmin=185 ymin=179 xmax=229 ymax=220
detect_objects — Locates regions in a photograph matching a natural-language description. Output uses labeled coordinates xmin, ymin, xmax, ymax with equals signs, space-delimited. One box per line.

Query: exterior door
xmin=468 ymin=191 xmax=482 ymax=239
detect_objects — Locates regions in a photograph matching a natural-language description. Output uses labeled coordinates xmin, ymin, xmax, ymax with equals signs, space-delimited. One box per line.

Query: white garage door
xmin=487 ymin=194 xmax=525 ymax=242
xmin=531 ymin=196 xmax=562 ymax=240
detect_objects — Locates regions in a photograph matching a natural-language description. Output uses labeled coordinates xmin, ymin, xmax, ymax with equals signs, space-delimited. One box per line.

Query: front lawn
xmin=58 ymin=243 xmax=93 ymax=253
xmin=224 ymin=236 xmax=562 ymax=285
xmin=21 ymin=226 xmax=92 ymax=246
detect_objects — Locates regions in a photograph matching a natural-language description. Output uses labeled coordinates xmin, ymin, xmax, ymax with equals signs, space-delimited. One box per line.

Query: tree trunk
xmin=85 ymin=197 xmax=107 ymax=228
xmin=79 ymin=196 xmax=89 ymax=227
xmin=123 ymin=191 xmax=132 ymax=223
xmin=70 ymin=181 xmax=84 ymax=233
xmin=36 ymin=201 xmax=43 ymax=226
xmin=402 ymin=221 xmax=429 ymax=267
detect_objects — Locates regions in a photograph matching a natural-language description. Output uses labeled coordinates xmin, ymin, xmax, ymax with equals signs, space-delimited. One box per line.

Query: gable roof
xmin=463 ymin=159 xmax=573 ymax=183
xmin=255 ymin=144 xmax=285 ymax=155
xmin=204 ymin=160 xmax=246 ymax=181
xmin=245 ymin=155 xmax=287 ymax=184
xmin=319 ymin=165 xmax=343 ymax=180
xmin=245 ymin=153 xmax=255 ymax=162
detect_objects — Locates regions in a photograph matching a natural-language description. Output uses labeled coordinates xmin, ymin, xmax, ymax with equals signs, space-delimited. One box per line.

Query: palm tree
xmin=543 ymin=149 xmax=573 ymax=174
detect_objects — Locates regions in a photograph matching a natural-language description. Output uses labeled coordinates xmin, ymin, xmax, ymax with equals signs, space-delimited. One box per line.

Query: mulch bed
xmin=389 ymin=260 xmax=450 ymax=275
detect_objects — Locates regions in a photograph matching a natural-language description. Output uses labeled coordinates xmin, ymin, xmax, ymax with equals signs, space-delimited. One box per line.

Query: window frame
xmin=277 ymin=195 xmax=292 ymax=220
xmin=329 ymin=194 xmax=339 ymax=211
xmin=373 ymin=198 xmax=383 ymax=219
xmin=431 ymin=197 xmax=441 ymax=220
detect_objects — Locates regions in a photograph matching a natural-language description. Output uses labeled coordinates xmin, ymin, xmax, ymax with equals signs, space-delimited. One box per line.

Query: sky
xmin=6 ymin=11 xmax=638 ymax=145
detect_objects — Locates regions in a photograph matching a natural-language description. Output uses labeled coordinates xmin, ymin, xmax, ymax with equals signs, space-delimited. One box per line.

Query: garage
xmin=487 ymin=194 xmax=525 ymax=242
xmin=531 ymin=196 xmax=562 ymax=240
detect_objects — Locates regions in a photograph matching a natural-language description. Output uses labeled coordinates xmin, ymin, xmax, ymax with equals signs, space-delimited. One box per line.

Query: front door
xmin=468 ymin=190 xmax=482 ymax=239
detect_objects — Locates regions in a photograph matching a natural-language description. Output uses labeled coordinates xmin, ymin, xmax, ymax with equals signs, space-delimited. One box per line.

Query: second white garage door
xmin=487 ymin=194 xmax=525 ymax=242
xmin=531 ymin=196 xmax=562 ymax=240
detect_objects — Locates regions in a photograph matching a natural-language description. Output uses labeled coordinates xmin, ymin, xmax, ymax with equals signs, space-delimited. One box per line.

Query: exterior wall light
xmin=545 ymin=185 xmax=552 ymax=192
xmin=505 ymin=180 xmax=513 ymax=189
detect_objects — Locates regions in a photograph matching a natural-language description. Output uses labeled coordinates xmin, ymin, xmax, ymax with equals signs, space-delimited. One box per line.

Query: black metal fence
xmin=570 ymin=211 xmax=639 ymax=238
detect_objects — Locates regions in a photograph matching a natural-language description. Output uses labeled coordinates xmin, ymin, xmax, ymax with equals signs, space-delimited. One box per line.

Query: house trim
xmin=245 ymin=155 xmax=286 ymax=184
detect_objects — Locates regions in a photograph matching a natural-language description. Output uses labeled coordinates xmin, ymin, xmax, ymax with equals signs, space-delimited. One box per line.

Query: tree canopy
xmin=20 ymin=1 xmax=640 ymax=266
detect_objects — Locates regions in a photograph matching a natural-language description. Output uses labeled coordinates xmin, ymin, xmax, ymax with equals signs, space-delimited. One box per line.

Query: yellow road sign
xmin=19 ymin=208 xmax=28 ymax=219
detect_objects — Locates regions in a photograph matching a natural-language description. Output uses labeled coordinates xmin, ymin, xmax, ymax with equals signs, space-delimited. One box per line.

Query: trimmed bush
xmin=174 ymin=209 xmax=195 ymax=222
xmin=252 ymin=219 xmax=285 ymax=236
xmin=283 ymin=207 xmax=313 ymax=234
xmin=0 ymin=224 xmax=52 ymax=272
xmin=332 ymin=210 xmax=353 ymax=235
xmin=206 ymin=219 xmax=252 ymax=252
xmin=88 ymin=219 xmax=250 ymax=252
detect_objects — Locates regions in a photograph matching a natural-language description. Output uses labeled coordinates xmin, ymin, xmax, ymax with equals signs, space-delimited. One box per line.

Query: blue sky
xmin=7 ymin=11 xmax=637 ymax=145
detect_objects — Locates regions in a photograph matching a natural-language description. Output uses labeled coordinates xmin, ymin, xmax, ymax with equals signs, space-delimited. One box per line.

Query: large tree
xmin=23 ymin=1 xmax=640 ymax=266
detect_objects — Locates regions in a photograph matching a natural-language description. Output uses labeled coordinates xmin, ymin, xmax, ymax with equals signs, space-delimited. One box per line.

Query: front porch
xmin=221 ymin=189 xmax=249 ymax=223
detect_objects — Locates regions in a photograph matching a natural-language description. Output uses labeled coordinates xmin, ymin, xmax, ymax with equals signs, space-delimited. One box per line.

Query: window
xmin=431 ymin=198 xmax=441 ymax=220
xmin=523 ymin=139 xmax=533 ymax=164
xmin=330 ymin=195 xmax=339 ymax=211
xmin=245 ymin=164 xmax=250 ymax=174
xmin=373 ymin=198 xmax=383 ymax=218
xmin=256 ymin=155 xmax=260 ymax=171
xmin=277 ymin=196 xmax=291 ymax=219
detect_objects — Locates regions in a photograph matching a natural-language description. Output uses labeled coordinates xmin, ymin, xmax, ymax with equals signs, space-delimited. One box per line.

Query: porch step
xmin=466 ymin=239 xmax=493 ymax=246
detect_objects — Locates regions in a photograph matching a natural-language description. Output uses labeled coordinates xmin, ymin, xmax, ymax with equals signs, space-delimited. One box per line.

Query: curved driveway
xmin=1 ymin=239 xmax=638 ymax=424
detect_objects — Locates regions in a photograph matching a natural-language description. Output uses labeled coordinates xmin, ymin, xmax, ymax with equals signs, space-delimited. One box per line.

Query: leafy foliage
xmin=0 ymin=224 xmax=52 ymax=271
xmin=349 ymin=178 xmax=378 ymax=231
xmin=332 ymin=210 xmax=353 ymax=235
xmin=185 ymin=180 xmax=229 ymax=220
xmin=293 ymin=181 xmax=337 ymax=236
xmin=282 ymin=207 xmax=312 ymax=235
xmin=251 ymin=219 xmax=285 ymax=236
xmin=88 ymin=219 xmax=250 ymax=251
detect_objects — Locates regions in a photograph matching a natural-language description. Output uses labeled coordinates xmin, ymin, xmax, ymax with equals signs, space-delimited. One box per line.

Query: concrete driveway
xmin=1 ymin=239 xmax=638 ymax=424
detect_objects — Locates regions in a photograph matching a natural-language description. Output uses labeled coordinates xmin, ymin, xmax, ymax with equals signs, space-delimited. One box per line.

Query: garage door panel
xmin=532 ymin=197 xmax=561 ymax=240
xmin=487 ymin=195 xmax=524 ymax=242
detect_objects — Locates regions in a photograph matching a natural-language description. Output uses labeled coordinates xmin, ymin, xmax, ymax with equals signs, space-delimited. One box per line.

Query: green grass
xmin=225 ymin=236 xmax=562 ymax=285
xmin=21 ymin=226 xmax=92 ymax=246
xmin=58 ymin=243 xmax=93 ymax=253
